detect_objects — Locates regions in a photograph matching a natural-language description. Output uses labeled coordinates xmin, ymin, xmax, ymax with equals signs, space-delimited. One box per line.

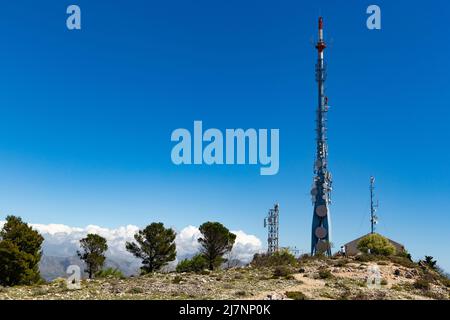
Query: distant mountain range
xmin=39 ymin=255 xmax=142 ymax=281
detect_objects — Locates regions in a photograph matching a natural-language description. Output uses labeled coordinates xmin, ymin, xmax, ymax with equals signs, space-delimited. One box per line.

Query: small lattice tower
xmin=264 ymin=204 xmax=279 ymax=254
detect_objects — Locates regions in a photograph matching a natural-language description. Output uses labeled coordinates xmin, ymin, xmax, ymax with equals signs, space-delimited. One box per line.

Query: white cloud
xmin=0 ymin=221 xmax=262 ymax=266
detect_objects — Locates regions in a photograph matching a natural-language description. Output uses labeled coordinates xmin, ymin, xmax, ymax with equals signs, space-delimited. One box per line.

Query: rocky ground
xmin=0 ymin=256 xmax=448 ymax=300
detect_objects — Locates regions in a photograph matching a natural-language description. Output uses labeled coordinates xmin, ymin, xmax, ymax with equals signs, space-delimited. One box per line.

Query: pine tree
xmin=77 ymin=234 xmax=108 ymax=279
xmin=126 ymin=222 xmax=176 ymax=273
xmin=198 ymin=222 xmax=236 ymax=270
xmin=0 ymin=216 xmax=44 ymax=286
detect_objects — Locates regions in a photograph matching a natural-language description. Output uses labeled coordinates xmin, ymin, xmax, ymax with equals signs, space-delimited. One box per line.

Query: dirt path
xmin=250 ymin=274 xmax=326 ymax=300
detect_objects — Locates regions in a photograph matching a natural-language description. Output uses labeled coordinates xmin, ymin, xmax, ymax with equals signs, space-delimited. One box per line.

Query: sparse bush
xmin=285 ymin=291 xmax=307 ymax=300
xmin=234 ymin=274 xmax=244 ymax=280
xmin=414 ymin=279 xmax=431 ymax=290
xmin=396 ymin=250 xmax=413 ymax=261
xmin=251 ymin=249 xmax=297 ymax=268
xmin=273 ymin=266 xmax=291 ymax=278
xmin=127 ymin=287 xmax=144 ymax=294
xmin=381 ymin=279 xmax=388 ymax=286
xmin=441 ymin=278 xmax=450 ymax=288
xmin=172 ymin=275 xmax=183 ymax=284
xmin=96 ymin=268 xmax=125 ymax=279
xmin=176 ymin=254 xmax=208 ymax=273
xmin=355 ymin=254 xmax=380 ymax=262
xmin=333 ymin=259 xmax=349 ymax=267
xmin=357 ymin=234 xmax=396 ymax=256
xmin=388 ymin=255 xmax=416 ymax=268
xmin=235 ymin=290 xmax=246 ymax=297
xmin=318 ymin=269 xmax=333 ymax=279
xmin=31 ymin=287 xmax=47 ymax=296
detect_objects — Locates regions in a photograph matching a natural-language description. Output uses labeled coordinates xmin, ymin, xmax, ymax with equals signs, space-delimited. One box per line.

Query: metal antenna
xmin=264 ymin=203 xmax=279 ymax=254
xmin=370 ymin=176 xmax=379 ymax=234
xmin=310 ymin=17 xmax=333 ymax=257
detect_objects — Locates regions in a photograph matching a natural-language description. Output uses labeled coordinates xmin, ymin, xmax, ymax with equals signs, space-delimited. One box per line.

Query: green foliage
xmin=176 ymin=254 xmax=208 ymax=273
xmin=422 ymin=256 xmax=437 ymax=270
xmin=251 ymin=249 xmax=297 ymax=268
xmin=357 ymin=234 xmax=396 ymax=256
xmin=77 ymin=234 xmax=108 ymax=279
xmin=414 ymin=279 xmax=431 ymax=290
xmin=388 ymin=255 xmax=416 ymax=268
xmin=235 ymin=290 xmax=246 ymax=297
xmin=96 ymin=267 xmax=125 ymax=279
xmin=355 ymin=254 xmax=380 ymax=262
xmin=127 ymin=287 xmax=144 ymax=294
xmin=268 ymin=249 xmax=297 ymax=266
xmin=333 ymin=259 xmax=349 ymax=267
xmin=396 ymin=249 xmax=413 ymax=261
xmin=126 ymin=222 xmax=176 ymax=273
xmin=285 ymin=291 xmax=307 ymax=300
xmin=198 ymin=222 xmax=236 ymax=270
xmin=318 ymin=269 xmax=333 ymax=279
xmin=0 ymin=216 xmax=44 ymax=286
xmin=273 ymin=265 xmax=292 ymax=278
xmin=172 ymin=275 xmax=183 ymax=284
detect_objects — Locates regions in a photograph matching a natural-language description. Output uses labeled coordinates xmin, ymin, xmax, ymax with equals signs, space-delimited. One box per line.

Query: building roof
xmin=343 ymin=233 xmax=403 ymax=247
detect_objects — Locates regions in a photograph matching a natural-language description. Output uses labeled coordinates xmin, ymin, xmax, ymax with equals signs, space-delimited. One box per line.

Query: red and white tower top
xmin=316 ymin=17 xmax=326 ymax=54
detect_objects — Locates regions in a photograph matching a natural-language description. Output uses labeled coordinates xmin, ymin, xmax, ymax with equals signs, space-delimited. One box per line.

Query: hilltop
xmin=0 ymin=255 xmax=448 ymax=300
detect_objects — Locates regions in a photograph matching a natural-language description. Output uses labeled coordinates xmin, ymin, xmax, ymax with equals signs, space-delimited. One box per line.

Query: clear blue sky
xmin=0 ymin=1 xmax=449 ymax=270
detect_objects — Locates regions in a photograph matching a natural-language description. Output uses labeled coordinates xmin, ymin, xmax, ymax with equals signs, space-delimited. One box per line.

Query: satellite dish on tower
xmin=315 ymin=205 xmax=328 ymax=217
xmin=315 ymin=240 xmax=329 ymax=253
xmin=315 ymin=226 xmax=328 ymax=239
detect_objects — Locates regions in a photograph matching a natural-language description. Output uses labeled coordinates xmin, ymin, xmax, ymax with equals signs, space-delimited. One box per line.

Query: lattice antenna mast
xmin=310 ymin=17 xmax=333 ymax=256
xmin=264 ymin=203 xmax=279 ymax=254
xmin=370 ymin=176 xmax=379 ymax=234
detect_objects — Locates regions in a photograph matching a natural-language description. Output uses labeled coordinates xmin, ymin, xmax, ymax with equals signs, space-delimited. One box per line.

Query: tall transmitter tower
xmin=310 ymin=17 xmax=333 ymax=256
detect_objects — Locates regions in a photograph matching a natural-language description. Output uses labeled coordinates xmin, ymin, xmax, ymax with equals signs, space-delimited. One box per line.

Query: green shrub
xmin=442 ymin=278 xmax=450 ymax=288
xmin=381 ymin=279 xmax=388 ymax=286
xmin=355 ymin=254 xmax=380 ymax=262
xmin=285 ymin=291 xmax=307 ymax=300
xmin=127 ymin=287 xmax=144 ymax=294
xmin=251 ymin=249 xmax=297 ymax=268
xmin=414 ymin=279 xmax=431 ymax=290
xmin=388 ymin=255 xmax=416 ymax=268
xmin=172 ymin=275 xmax=183 ymax=284
xmin=318 ymin=269 xmax=333 ymax=279
xmin=357 ymin=234 xmax=396 ymax=256
xmin=396 ymin=250 xmax=413 ymax=261
xmin=96 ymin=268 xmax=125 ymax=279
xmin=235 ymin=290 xmax=246 ymax=297
xmin=176 ymin=254 xmax=208 ymax=273
xmin=273 ymin=266 xmax=292 ymax=278
xmin=333 ymin=259 xmax=349 ymax=267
